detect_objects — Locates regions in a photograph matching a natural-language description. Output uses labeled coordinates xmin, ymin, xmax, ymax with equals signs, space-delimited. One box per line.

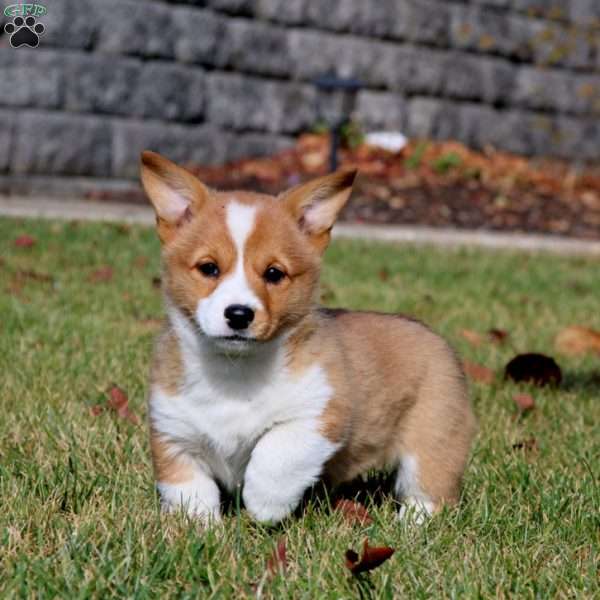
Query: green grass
xmin=1 ymin=217 xmax=598 ymax=599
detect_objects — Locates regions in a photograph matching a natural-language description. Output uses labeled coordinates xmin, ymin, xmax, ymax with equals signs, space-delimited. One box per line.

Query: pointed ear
xmin=140 ymin=150 xmax=210 ymax=243
xmin=281 ymin=169 xmax=357 ymax=252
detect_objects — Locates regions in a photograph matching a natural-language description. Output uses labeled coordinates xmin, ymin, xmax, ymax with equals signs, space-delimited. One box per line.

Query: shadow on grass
xmin=560 ymin=369 xmax=600 ymax=392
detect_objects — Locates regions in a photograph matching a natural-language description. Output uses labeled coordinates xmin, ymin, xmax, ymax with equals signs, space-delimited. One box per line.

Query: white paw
xmin=242 ymin=478 xmax=298 ymax=524
xmin=158 ymin=480 xmax=221 ymax=524
xmin=397 ymin=497 xmax=435 ymax=525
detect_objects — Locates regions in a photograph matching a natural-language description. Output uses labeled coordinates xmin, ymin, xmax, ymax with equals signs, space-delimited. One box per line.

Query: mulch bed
xmin=95 ymin=134 xmax=600 ymax=240
xmin=189 ymin=135 xmax=600 ymax=240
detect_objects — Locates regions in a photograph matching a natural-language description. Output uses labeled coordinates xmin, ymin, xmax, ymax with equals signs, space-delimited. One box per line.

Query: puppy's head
xmin=141 ymin=151 xmax=356 ymax=354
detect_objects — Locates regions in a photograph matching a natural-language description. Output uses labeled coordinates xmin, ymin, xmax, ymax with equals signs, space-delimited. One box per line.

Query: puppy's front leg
xmin=243 ymin=420 xmax=339 ymax=523
xmin=151 ymin=432 xmax=221 ymax=523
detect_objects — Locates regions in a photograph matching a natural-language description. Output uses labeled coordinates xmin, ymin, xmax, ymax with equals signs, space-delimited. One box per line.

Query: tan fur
xmin=142 ymin=152 xmax=476 ymax=513
xmin=151 ymin=326 xmax=184 ymax=396
xmin=150 ymin=428 xmax=195 ymax=484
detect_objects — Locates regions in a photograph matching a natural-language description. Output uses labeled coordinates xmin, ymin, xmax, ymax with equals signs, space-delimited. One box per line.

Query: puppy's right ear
xmin=140 ymin=151 xmax=210 ymax=243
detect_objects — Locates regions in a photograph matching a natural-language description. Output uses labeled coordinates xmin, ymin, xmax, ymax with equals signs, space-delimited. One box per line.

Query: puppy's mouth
xmin=210 ymin=334 xmax=260 ymax=354
xmin=215 ymin=334 xmax=257 ymax=343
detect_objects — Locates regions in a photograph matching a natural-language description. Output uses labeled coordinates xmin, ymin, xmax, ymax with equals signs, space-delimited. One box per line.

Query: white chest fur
xmin=150 ymin=317 xmax=334 ymax=491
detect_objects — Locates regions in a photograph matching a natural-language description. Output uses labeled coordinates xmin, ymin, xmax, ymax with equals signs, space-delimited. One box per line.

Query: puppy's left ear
xmin=281 ymin=169 xmax=357 ymax=252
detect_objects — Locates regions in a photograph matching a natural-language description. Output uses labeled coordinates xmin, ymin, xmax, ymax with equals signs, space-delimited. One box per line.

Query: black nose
xmin=224 ymin=304 xmax=255 ymax=330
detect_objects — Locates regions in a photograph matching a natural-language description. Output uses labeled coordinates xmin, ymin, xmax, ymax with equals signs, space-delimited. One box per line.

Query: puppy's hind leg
xmin=394 ymin=357 xmax=476 ymax=524
xmin=395 ymin=454 xmax=437 ymax=525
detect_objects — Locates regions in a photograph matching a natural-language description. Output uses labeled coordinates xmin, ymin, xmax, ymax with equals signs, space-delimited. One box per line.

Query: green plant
xmin=432 ymin=151 xmax=463 ymax=174
xmin=405 ymin=142 xmax=428 ymax=170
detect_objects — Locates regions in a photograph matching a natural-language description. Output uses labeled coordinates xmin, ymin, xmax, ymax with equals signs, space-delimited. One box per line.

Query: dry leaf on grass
xmin=89 ymin=404 xmax=103 ymax=417
xmin=378 ymin=268 xmax=390 ymax=282
xmin=460 ymin=329 xmax=483 ymax=346
xmin=555 ymin=326 xmax=600 ymax=356
xmin=106 ymin=385 xmax=139 ymax=424
xmin=512 ymin=437 xmax=538 ymax=453
xmin=345 ymin=539 xmax=395 ymax=575
xmin=513 ymin=393 xmax=535 ymax=413
xmin=505 ymin=353 xmax=562 ymax=387
xmin=335 ymin=499 xmax=373 ymax=526
xmin=488 ymin=328 xmax=509 ymax=344
xmin=463 ymin=360 xmax=495 ymax=384
xmin=266 ymin=538 xmax=288 ymax=577
xmin=14 ymin=235 xmax=36 ymax=248
xmin=89 ymin=266 xmax=114 ymax=283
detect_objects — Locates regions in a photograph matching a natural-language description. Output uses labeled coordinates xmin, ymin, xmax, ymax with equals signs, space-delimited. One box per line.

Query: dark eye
xmin=264 ymin=266 xmax=285 ymax=284
xmin=198 ymin=262 xmax=219 ymax=278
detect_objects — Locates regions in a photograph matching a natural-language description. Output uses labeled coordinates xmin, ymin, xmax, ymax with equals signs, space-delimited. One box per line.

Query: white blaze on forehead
xmin=226 ymin=201 xmax=257 ymax=256
xmin=196 ymin=201 xmax=263 ymax=337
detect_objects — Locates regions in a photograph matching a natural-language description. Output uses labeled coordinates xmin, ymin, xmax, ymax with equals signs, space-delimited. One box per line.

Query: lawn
xmin=1 ymin=216 xmax=598 ymax=599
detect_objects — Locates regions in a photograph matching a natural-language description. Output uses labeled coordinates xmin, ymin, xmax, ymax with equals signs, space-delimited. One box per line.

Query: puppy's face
xmin=140 ymin=152 xmax=356 ymax=354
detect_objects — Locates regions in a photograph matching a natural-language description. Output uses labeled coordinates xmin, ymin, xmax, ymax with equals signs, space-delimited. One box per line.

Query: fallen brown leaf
xmin=555 ymin=325 xmax=600 ymax=356
xmin=89 ymin=404 xmax=103 ymax=417
xmin=488 ymin=328 xmax=509 ymax=344
xmin=460 ymin=329 xmax=483 ymax=346
xmin=504 ymin=353 xmax=562 ymax=387
xmin=512 ymin=437 xmax=538 ymax=452
xmin=14 ymin=235 xmax=36 ymax=248
xmin=335 ymin=499 xmax=373 ymax=526
xmin=266 ymin=538 xmax=287 ymax=577
xmin=513 ymin=393 xmax=535 ymax=413
xmin=106 ymin=385 xmax=139 ymax=424
xmin=463 ymin=360 xmax=495 ymax=384
xmin=378 ymin=268 xmax=390 ymax=282
xmin=345 ymin=539 xmax=395 ymax=575
xmin=89 ymin=266 xmax=114 ymax=283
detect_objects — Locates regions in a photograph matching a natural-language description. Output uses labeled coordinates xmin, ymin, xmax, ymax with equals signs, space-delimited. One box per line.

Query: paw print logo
xmin=4 ymin=15 xmax=45 ymax=48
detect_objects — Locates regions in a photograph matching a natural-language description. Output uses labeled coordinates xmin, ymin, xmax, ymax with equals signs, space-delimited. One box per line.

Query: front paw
xmin=242 ymin=478 xmax=298 ymax=524
xmin=158 ymin=481 xmax=221 ymax=524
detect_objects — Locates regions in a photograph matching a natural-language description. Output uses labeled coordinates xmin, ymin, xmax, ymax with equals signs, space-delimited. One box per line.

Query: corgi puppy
xmin=141 ymin=151 xmax=476 ymax=525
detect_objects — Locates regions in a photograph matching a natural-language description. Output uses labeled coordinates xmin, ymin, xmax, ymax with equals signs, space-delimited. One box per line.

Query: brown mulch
xmin=95 ymin=134 xmax=600 ymax=240
xmin=189 ymin=134 xmax=600 ymax=240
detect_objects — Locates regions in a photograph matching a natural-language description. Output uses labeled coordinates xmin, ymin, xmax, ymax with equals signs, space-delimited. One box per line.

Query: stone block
xmin=355 ymin=91 xmax=407 ymax=130
xmin=92 ymin=0 xmax=175 ymax=58
xmin=172 ymin=7 xmax=226 ymax=66
xmin=206 ymin=73 xmax=315 ymax=133
xmin=134 ymin=63 xmax=205 ymax=122
xmin=388 ymin=48 xmax=446 ymax=96
xmin=63 ymin=54 xmax=141 ymax=116
xmin=404 ymin=0 xmax=452 ymax=46
xmin=287 ymin=29 xmax=398 ymax=88
xmin=205 ymin=0 xmax=256 ymax=15
xmin=527 ymin=20 xmax=594 ymax=70
xmin=569 ymin=0 xmax=600 ymax=25
xmin=0 ymin=110 xmax=14 ymax=172
xmin=512 ymin=66 xmax=573 ymax=113
xmin=255 ymin=0 xmax=306 ymax=24
xmin=12 ymin=111 xmax=112 ymax=176
xmin=39 ymin=0 xmax=96 ymax=50
xmin=443 ymin=53 xmax=516 ymax=104
xmin=0 ymin=49 xmax=62 ymax=109
xmin=512 ymin=0 xmax=568 ymax=21
xmin=224 ymin=132 xmax=294 ymax=162
xmin=219 ymin=18 xmax=292 ymax=76
xmin=111 ymin=120 xmax=229 ymax=178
